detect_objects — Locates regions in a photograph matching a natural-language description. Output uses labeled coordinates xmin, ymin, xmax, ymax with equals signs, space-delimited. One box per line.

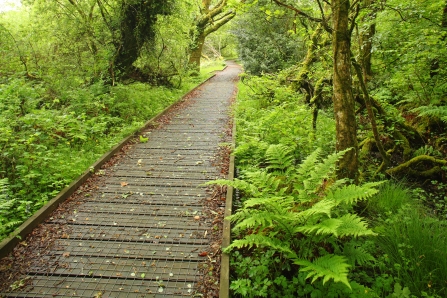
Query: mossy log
xmin=386 ymin=155 xmax=447 ymax=177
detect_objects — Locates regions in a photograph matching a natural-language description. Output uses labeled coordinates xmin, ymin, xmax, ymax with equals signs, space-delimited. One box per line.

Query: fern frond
xmin=327 ymin=182 xmax=383 ymax=206
xmin=343 ymin=242 xmax=375 ymax=267
xmin=242 ymin=195 xmax=294 ymax=211
xmin=0 ymin=178 xmax=15 ymax=214
xmin=265 ymin=144 xmax=295 ymax=173
xmin=308 ymin=149 xmax=349 ymax=185
xmin=0 ymin=199 xmax=16 ymax=214
xmin=336 ymin=214 xmax=377 ymax=238
xmin=326 ymin=178 xmax=349 ymax=192
xmin=295 ymin=199 xmax=336 ymax=223
xmin=295 ymin=218 xmax=343 ymax=236
xmin=232 ymin=210 xmax=291 ymax=233
xmin=1 ymin=220 xmax=21 ymax=228
xmin=226 ymin=234 xmax=297 ymax=258
xmin=0 ymin=178 xmax=10 ymax=200
xmin=413 ymin=105 xmax=447 ymax=122
xmin=244 ymin=171 xmax=283 ymax=195
xmin=295 ymin=149 xmax=349 ymax=197
xmin=294 ymin=254 xmax=351 ymax=289
xmin=296 ymin=148 xmax=322 ymax=180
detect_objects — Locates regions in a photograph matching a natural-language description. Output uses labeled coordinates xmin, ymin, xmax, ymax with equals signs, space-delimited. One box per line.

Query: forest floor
xmin=0 ymin=62 xmax=242 ymax=298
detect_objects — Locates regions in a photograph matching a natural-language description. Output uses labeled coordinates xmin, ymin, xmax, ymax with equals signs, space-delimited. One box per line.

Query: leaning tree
xmin=188 ymin=0 xmax=236 ymax=71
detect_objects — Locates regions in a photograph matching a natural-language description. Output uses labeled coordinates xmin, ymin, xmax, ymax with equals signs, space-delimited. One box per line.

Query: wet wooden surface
xmin=3 ymin=63 xmax=241 ymax=297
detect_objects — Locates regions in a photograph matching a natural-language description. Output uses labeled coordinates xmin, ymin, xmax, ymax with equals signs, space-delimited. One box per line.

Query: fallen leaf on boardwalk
xmin=198 ymin=251 xmax=208 ymax=257
xmin=62 ymin=252 xmax=70 ymax=257
xmin=120 ymin=182 xmax=128 ymax=187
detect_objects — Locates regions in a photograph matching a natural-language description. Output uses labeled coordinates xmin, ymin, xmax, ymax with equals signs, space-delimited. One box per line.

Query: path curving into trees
xmin=0 ymin=62 xmax=242 ymax=297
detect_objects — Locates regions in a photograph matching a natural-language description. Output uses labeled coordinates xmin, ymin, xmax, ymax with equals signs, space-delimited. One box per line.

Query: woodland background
xmin=1 ymin=0 xmax=447 ymax=297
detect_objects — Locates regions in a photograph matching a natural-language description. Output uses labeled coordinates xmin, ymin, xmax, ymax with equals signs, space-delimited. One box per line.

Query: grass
xmin=365 ymin=181 xmax=415 ymax=216
xmin=201 ymin=58 xmax=227 ymax=74
xmin=375 ymin=206 xmax=447 ymax=297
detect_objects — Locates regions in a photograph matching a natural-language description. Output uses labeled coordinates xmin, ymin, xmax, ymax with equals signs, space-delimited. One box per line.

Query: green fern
xmin=0 ymin=178 xmax=20 ymax=236
xmin=244 ymin=171 xmax=285 ymax=195
xmin=0 ymin=178 xmax=15 ymax=213
xmin=335 ymin=214 xmax=377 ymax=238
xmin=327 ymin=182 xmax=384 ymax=206
xmin=413 ymin=105 xmax=447 ymax=123
xmin=342 ymin=242 xmax=375 ymax=267
xmin=295 ymin=218 xmax=343 ymax=236
xmin=265 ymin=144 xmax=295 ymax=174
xmin=294 ymin=255 xmax=351 ymax=289
xmin=216 ymin=148 xmax=382 ymax=289
xmin=226 ymin=234 xmax=297 ymax=258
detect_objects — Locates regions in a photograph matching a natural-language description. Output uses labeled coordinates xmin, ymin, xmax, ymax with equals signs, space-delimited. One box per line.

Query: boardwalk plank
xmin=2 ymin=62 xmax=241 ymax=297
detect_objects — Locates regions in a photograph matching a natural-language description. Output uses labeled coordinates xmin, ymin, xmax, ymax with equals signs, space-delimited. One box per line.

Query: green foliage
xmin=412 ymin=105 xmax=447 ymax=124
xmin=214 ymin=147 xmax=382 ymax=296
xmin=374 ymin=206 xmax=447 ymax=297
xmin=0 ymin=179 xmax=21 ymax=238
xmin=372 ymin=0 xmax=447 ymax=133
xmin=232 ymin=0 xmax=305 ymax=74
xmin=365 ymin=181 xmax=415 ymax=216
xmin=0 ymin=69 xmax=210 ymax=242
xmin=234 ymin=74 xmax=335 ymax=169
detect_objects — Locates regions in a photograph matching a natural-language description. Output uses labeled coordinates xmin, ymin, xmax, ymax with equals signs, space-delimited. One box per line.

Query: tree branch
xmin=351 ymin=55 xmax=390 ymax=170
xmin=204 ymin=11 xmax=236 ymax=36
xmin=315 ymin=0 xmax=333 ymax=34
xmin=386 ymin=155 xmax=447 ymax=177
xmin=272 ymin=0 xmax=323 ymax=23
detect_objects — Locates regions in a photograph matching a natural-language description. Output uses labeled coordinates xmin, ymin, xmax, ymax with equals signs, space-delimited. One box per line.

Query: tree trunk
xmin=188 ymin=33 xmax=206 ymax=72
xmin=113 ymin=1 xmax=172 ymax=77
xmin=188 ymin=0 xmax=235 ymax=72
xmin=332 ymin=0 xmax=359 ymax=181
xmin=360 ymin=23 xmax=375 ymax=83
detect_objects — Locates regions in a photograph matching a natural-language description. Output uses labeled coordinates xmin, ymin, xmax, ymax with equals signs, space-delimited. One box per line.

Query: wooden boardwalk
xmin=2 ymin=62 xmax=241 ymax=297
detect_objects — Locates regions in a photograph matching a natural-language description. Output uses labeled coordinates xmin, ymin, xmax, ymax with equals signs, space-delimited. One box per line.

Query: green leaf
xmin=294 ymin=255 xmax=351 ymax=289
xmin=139 ymin=135 xmax=149 ymax=143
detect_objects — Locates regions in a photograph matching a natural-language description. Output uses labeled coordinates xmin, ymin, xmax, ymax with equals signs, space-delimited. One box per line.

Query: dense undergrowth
xmin=0 ymin=62 xmax=223 ymax=242
xmin=222 ymin=74 xmax=447 ymax=298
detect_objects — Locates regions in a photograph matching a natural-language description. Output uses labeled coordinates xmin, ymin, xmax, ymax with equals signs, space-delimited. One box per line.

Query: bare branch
xmin=349 ymin=2 xmax=360 ymax=34
xmin=384 ymin=4 xmax=406 ymax=22
xmin=272 ymin=0 xmax=323 ymax=23
xmin=315 ymin=0 xmax=333 ymax=34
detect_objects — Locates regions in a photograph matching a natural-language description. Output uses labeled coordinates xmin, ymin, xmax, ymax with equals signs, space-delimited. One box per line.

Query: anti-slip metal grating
xmin=4 ymin=62 xmax=242 ymax=297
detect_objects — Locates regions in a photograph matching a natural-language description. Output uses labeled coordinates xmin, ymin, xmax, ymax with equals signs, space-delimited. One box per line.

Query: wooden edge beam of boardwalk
xmin=0 ymin=62 xmax=242 ymax=298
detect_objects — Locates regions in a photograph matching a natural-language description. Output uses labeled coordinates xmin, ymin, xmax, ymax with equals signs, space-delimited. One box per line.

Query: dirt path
xmin=0 ymin=62 xmax=241 ymax=297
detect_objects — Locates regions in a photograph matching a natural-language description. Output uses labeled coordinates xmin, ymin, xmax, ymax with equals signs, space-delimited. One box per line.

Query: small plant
xmin=375 ymin=205 xmax=447 ymax=297
xmin=213 ymin=146 xmax=382 ymax=296
xmin=0 ymin=179 xmax=20 ymax=240
xmin=365 ymin=181 xmax=415 ymax=216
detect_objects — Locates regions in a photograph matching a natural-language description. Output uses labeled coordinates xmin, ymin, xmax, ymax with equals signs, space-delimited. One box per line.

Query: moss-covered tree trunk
xmin=188 ymin=0 xmax=235 ymax=72
xmin=112 ymin=0 xmax=172 ymax=77
xmin=359 ymin=0 xmax=375 ymax=84
xmin=332 ymin=0 xmax=358 ymax=180
xmin=188 ymin=33 xmax=206 ymax=72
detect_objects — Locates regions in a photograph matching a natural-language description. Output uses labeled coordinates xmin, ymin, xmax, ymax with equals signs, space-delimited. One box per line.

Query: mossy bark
xmin=332 ymin=0 xmax=358 ymax=181
xmin=188 ymin=0 xmax=235 ymax=72
xmin=113 ymin=1 xmax=171 ymax=77
xmin=352 ymin=56 xmax=389 ymax=170
xmin=386 ymin=155 xmax=447 ymax=177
